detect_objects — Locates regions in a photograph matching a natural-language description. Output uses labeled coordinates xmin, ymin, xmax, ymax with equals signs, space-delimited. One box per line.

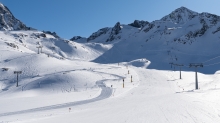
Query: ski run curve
xmin=0 ymin=81 xmax=112 ymax=117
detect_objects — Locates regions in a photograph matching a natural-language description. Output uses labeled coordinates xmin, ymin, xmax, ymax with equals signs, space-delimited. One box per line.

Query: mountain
xmin=128 ymin=20 xmax=149 ymax=28
xmin=0 ymin=2 xmax=110 ymax=61
xmin=1 ymin=4 xmax=220 ymax=74
xmin=0 ymin=3 xmax=30 ymax=30
xmin=160 ymin=6 xmax=199 ymax=24
xmin=70 ymin=6 xmax=220 ymax=74
xmin=43 ymin=31 xmax=60 ymax=38
xmin=1 ymin=5 xmax=220 ymax=122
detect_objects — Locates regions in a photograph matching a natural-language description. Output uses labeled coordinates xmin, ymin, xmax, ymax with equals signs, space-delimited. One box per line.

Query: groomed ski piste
xmin=0 ymin=40 xmax=220 ymax=123
xmin=1 ymin=63 xmax=220 ymax=123
xmin=1 ymin=30 xmax=220 ymax=123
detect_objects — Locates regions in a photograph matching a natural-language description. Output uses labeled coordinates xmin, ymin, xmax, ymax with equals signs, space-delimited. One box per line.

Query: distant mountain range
xmin=72 ymin=6 xmax=220 ymax=44
xmin=70 ymin=6 xmax=220 ymax=73
xmin=1 ymin=3 xmax=220 ymax=73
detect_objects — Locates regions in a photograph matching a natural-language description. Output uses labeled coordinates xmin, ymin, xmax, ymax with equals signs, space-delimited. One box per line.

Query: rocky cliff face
xmin=87 ymin=27 xmax=110 ymax=42
xmin=70 ymin=36 xmax=83 ymax=41
xmin=0 ymin=3 xmax=30 ymax=30
xmin=106 ymin=22 xmax=122 ymax=42
xmin=43 ymin=31 xmax=60 ymax=38
xmin=129 ymin=20 xmax=149 ymax=29
xmin=160 ymin=7 xmax=220 ymax=45
xmin=160 ymin=7 xmax=199 ymax=24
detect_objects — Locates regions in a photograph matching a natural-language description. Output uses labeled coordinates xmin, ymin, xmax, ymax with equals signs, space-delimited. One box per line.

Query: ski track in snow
xmin=0 ymin=81 xmax=112 ymax=117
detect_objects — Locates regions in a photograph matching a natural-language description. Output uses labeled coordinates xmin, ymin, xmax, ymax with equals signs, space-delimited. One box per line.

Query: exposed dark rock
xmin=143 ymin=23 xmax=155 ymax=33
xmin=129 ymin=20 xmax=149 ymax=28
xmin=43 ymin=31 xmax=60 ymax=38
xmin=87 ymin=27 xmax=110 ymax=41
xmin=213 ymin=27 xmax=220 ymax=34
xmin=0 ymin=3 xmax=31 ymax=30
xmin=2 ymin=68 xmax=9 ymax=71
xmin=40 ymin=33 xmax=46 ymax=38
xmin=161 ymin=6 xmax=199 ymax=24
xmin=200 ymin=12 xmax=220 ymax=26
xmin=111 ymin=22 xmax=121 ymax=35
xmin=70 ymin=36 xmax=83 ymax=41
xmin=193 ymin=18 xmax=209 ymax=37
xmin=5 ymin=42 xmax=18 ymax=49
xmin=106 ymin=22 xmax=122 ymax=42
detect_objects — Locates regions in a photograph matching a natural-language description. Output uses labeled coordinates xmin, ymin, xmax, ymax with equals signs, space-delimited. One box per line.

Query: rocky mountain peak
xmin=111 ymin=22 xmax=121 ymax=35
xmin=0 ymin=2 xmax=30 ymax=30
xmin=87 ymin=27 xmax=110 ymax=42
xmin=160 ymin=6 xmax=199 ymax=24
xmin=128 ymin=20 xmax=149 ymax=28
xmin=106 ymin=22 xmax=122 ymax=42
xmin=43 ymin=31 xmax=60 ymax=38
xmin=70 ymin=36 xmax=83 ymax=41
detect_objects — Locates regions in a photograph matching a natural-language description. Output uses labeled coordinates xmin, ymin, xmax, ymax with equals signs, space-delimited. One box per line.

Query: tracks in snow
xmin=0 ymin=81 xmax=112 ymax=117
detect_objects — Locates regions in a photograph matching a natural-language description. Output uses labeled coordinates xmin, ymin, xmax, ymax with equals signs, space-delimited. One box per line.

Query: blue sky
xmin=0 ymin=0 xmax=219 ymax=39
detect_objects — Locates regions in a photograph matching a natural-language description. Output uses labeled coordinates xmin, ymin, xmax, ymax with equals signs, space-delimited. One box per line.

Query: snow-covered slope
xmin=1 ymin=4 xmax=220 ymax=123
xmin=0 ymin=30 xmax=137 ymax=97
xmin=0 ymin=30 xmax=112 ymax=61
xmin=2 ymin=67 xmax=220 ymax=123
xmin=71 ymin=7 xmax=220 ymax=74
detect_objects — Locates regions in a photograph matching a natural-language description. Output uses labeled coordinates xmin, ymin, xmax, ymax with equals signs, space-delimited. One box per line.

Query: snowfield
xmin=0 ymin=29 xmax=220 ymax=123
xmin=0 ymin=39 xmax=220 ymax=123
xmin=1 ymin=67 xmax=220 ymax=123
xmin=1 ymin=5 xmax=220 ymax=123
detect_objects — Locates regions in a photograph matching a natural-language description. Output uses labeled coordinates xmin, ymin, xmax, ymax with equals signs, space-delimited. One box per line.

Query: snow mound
xmin=128 ymin=59 xmax=150 ymax=68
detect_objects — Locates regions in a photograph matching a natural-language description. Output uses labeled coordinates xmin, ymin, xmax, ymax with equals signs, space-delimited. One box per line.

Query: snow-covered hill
xmin=0 ymin=30 xmax=119 ymax=96
xmin=0 ymin=2 xmax=116 ymax=97
xmin=71 ymin=7 xmax=220 ymax=74
xmin=0 ymin=30 xmax=112 ymax=61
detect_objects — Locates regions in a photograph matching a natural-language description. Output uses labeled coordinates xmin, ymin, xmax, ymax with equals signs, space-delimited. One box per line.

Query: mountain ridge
xmin=0 ymin=3 xmax=31 ymax=31
xmin=1 ymin=4 xmax=220 ymax=73
xmin=71 ymin=6 xmax=220 ymax=42
xmin=72 ymin=6 xmax=220 ymax=74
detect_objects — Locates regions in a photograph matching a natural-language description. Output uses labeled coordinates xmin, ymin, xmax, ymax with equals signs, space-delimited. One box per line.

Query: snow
xmin=1 ymin=28 xmax=220 ymax=122
xmin=1 ymin=67 xmax=220 ymax=123
xmin=1 ymin=6 xmax=220 ymax=123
